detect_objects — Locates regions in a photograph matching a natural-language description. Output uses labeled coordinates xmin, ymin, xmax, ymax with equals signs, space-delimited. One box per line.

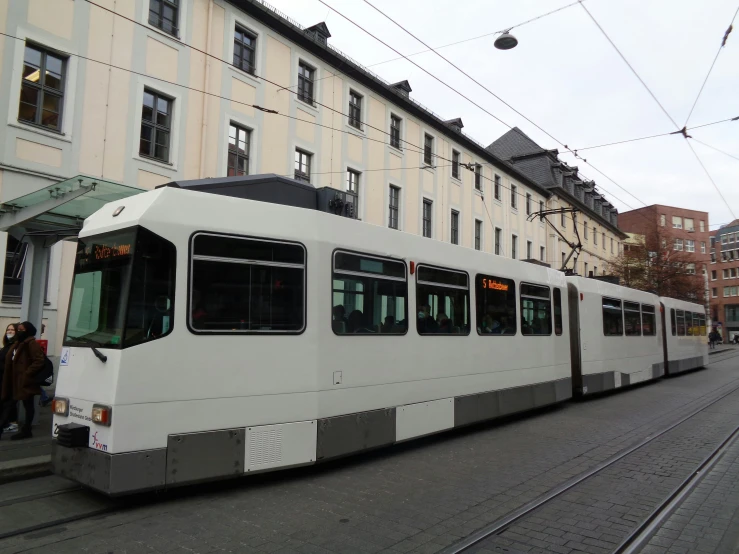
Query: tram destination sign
xmin=76 ymin=232 xmax=136 ymax=269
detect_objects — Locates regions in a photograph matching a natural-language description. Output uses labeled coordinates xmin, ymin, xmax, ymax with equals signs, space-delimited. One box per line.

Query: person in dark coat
xmin=0 ymin=321 xmax=45 ymax=440
xmin=0 ymin=323 xmax=19 ymax=433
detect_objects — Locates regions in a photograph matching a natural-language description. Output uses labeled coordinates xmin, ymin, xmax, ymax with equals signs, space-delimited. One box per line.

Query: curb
xmin=0 ymin=455 xmax=51 ymax=483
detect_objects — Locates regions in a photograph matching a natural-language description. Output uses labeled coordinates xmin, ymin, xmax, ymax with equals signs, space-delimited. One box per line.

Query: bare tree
xmin=608 ymin=223 xmax=705 ymax=302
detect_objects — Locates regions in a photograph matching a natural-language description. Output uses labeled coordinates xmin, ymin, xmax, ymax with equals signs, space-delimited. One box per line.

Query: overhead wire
xmin=70 ymin=2 xmax=643 ymax=243
xmin=578 ymin=0 xmax=737 ymax=220
xmin=691 ymin=138 xmax=739 ymax=163
xmin=683 ymin=4 xmax=739 ymax=127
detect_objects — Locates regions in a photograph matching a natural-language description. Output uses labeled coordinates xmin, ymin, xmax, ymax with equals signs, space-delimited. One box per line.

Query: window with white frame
xmin=494 ymin=174 xmax=501 ymax=200
xmin=674 ymin=238 xmax=683 ymax=251
xmin=475 ymin=164 xmax=483 ymax=191
xmin=685 ymin=218 xmax=694 ymax=232
xmin=701 ymin=242 xmax=706 ymax=254
xmin=388 ymin=185 xmax=400 ymax=230
xmin=526 ymin=240 xmax=532 ymax=259
xmin=712 ymin=287 xmax=717 ymax=298
xmin=18 ymin=44 xmax=66 ymax=131
xmin=561 ymin=210 xmax=566 ymax=228
xmin=451 ymin=210 xmax=459 ymax=245
xmin=526 ymin=193 xmax=532 ymax=215
xmin=583 ymin=221 xmax=588 ymax=240
xmin=611 ymin=238 xmax=614 ymax=253
xmin=511 ymin=235 xmax=518 ymax=259
xmin=294 ymin=149 xmax=311 ymax=182
xmin=660 ymin=214 xmax=666 ymax=226
xmin=540 ymin=246 xmax=545 ymax=262
xmin=687 ymin=263 xmax=696 ymax=274
xmin=700 ymin=220 xmax=705 ymax=232
xmin=390 ymin=115 xmax=402 ymax=149
xmin=348 ymin=90 xmax=362 ymax=129
xmin=686 ymin=239 xmax=695 ymax=252
xmin=452 ymin=150 xmax=460 ymax=179
xmin=424 ymin=134 xmax=433 ymax=165
xmin=602 ymin=233 xmax=606 ymax=249
xmin=149 ymin=0 xmax=179 ymax=36
xmin=233 ymin=26 xmax=257 ymax=75
xmin=593 ymin=228 xmax=597 ymax=246
xmin=423 ymin=199 xmax=432 ymax=237
xmin=711 ymin=270 xmax=716 ymax=280
xmin=347 ymin=169 xmax=360 ymax=213
xmin=474 ymin=220 xmax=482 ymax=251
xmin=495 ymin=228 xmax=502 ymax=255
xmin=297 ymin=61 xmax=315 ymax=105
xmin=140 ymin=89 xmax=172 ymax=162
xmin=511 ymin=185 xmax=518 ymax=209
xmin=227 ymin=123 xmax=250 ymax=176
xmin=672 ymin=216 xmax=683 ymax=229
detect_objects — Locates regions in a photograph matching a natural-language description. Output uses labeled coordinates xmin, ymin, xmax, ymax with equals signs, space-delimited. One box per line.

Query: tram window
xmin=641 ymin=304 xmax=656 ymax=336
xmin=475 ymin=274 xmax=516 ymax=335
xmin=553 ymin=288 xmax=563 ymax=336
xmin=686 ymin=312 xmax=694 ymax=336
xmin=416 ymin=265 xmax=469 ymax=335
xmin=699 ymin=314 xmax=707 ymax=336
xmin=190 ymin=234 xmax=305 ymax=333
xmin=676 ymin=309 xmax=686 ymax=336
xmin=65 ymin=227 xmax=176 ymax=348
xmin=624 ymin=301 xmax=641 ymax=336
xmin=602 ymin=298 xmax=623 ymax=336
xmin=671 ymin=308 xmax=677 ymax=336
xmin=332 ymin=251 xmax=407 ymax=335
xmin=520 ymin=284 xmax=551 ymax=335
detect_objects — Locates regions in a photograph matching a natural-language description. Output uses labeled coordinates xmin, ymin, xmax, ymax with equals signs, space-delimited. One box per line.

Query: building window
xmin=561 ymin=252 xmax=566 ymax=268
xmin=584 ymin=262 xmax=588 ymax=277
xmin=422 ymin=199 xmax=433 ymax=238
xmin=474 ymin=220 xmax=482 ymax=251
xmin=140 ymin=89 xmax=172 ymax=162
xmin=388 ymin=186 xmax=400 ymax=230
xmin=511 ymin=235 xmax=518 ymax=259
xmin=701 ymin=242 xmax=706 ymax=254
xmin=686 ymin=239 xmax=695 ymax=253
xmin=583 ymin=222 xmax=588 ymax=240
xmin=452 ymin=150 xmax=460 ymax=179
xmin=494 ymin=174 xmax=501 ymax=200
xmin=297 ymin=62 xmax=315 ymax=105
xmin=724 ymin=269 xmax=729 ymax=279
xmin=475 ymin=164 xmax=483 ymax=191
xmin=711 ymin=236 xmax=716 ymax=247
xmin=712 ymin=287 xmax=717 ymax=298
xmin=660 ymin=214 xmax=666 ymax=226
xmin=685 ymin=218 xmax=694 ymax=232
xmin=149 ymin=0 xmax=179 ymax=36
xmin=526 ymin=240 xmax=532 ymax=259
xmin=390 ymin=115 xmax=402 ymax=149
xmin=724 ymin=287 xmax=729 ymax=297
xmin=561 ymin=210 xmax=566 ymax=228
xmin=347 ymin=169 xmax=360 ymax=215
xmin=227 ymin=123 xmax=250 ymax=176
xmin=233 ymin=26 xmax=257 ymax=75
xmin=722 ymin=234 xmax=728 ymax=245
xmin=672 ymin=216 xmax=683 ymax=229
xmin=540 ymin=246 xmax=545 ymax=262
xmin=700 ymin=220 xmax=705 ymax=232
xmin=450 ymin=210 xmax=459 ymax=245
xmin=294 ymin=149 xmax=311 ymax=182
xmin=18 ymin=44 xmax=65 ymax=131
xmin=593 ymin=228 xmax=597 ymax=246
xmin=495 ymin=227 xmax=502 ymax=255
xmin=602 ymin=233 xmax=606 ymax=249
xmin=539 ymin=200 xmax=544 ymax=216
xmin=424 ymin=134 xmax=434 ymax=165
xmin=526 ymin=193 xmax=532 ymax=216
xmin=594 ymin=265 xmax=598 ymax=275
xmin=611 ymin=238 xmax=614 ymax=253
xmin=674 ymin=238 xmax=683 ymax=251
xmin=511 ymin=185 xmax=518 ymax=209
xmin=348 ymin=90 xmax=362 ymax=129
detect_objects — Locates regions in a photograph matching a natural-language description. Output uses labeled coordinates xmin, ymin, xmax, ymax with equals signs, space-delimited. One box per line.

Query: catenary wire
xmin=46 ymin=4 xmax=650 ymax=235
xmin=578 ymin=0 xmax=737 ymax=220
xmin=691 ymin=138 xmax=739 ymax=163
xmin=683 ymin=4 xmax=739 ymax=127
xmin=86 ymin=0 xmax=660 ymax=222
xmin=325 ymin=0 xmax=661 ymax=222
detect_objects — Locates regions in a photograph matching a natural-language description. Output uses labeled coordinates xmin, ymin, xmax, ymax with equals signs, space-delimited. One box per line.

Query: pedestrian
xmin=709 ymin=330 xmax=717 ymax=350
xmin=0 ymin=321 xmax=45 ymax=440
xmin=0 ymin=323 xmax=19 ymax=434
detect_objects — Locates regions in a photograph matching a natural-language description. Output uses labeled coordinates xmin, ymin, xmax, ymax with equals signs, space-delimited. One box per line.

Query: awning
xmin=0 ymin=175 xmax=144 ymax=235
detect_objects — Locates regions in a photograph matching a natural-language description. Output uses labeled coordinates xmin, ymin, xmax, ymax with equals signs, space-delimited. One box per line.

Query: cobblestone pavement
xmin=1 ymin=355 xmax=738 ymax=554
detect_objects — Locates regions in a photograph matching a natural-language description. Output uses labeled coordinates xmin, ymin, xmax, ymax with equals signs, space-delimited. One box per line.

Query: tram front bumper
xmin=51 ymin=440 xmax=166 ymax=496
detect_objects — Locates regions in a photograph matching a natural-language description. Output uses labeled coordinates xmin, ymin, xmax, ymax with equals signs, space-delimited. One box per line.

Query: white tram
xmin=567 ymin=276 xmax=665 ymax=395
xmin=660 ymin=297 xmax=709 ymax=375
xmin=51 ymin=184 xmax=573 ymax=495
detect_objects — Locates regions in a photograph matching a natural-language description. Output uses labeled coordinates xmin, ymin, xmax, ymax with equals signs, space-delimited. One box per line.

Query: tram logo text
xmin=91 ymin=432 xmax=108 ymax=452
xmin=481 ymin=278 xmax=509 ymax=291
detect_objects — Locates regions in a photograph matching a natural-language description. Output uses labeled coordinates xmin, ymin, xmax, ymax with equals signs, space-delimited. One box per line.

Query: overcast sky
xmin=268 ymin=0 xmax=739 ymax=228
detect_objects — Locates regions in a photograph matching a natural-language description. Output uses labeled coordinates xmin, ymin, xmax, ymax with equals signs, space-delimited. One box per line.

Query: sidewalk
xmin=0 ymin=397 xmax=54 ymax=482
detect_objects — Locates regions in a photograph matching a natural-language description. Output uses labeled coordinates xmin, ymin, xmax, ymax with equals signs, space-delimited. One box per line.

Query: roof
xmin=0 ymin=175 xmax=144 ymax=235
xmin=230 ymin=0 xmax=553 ymax=200
xmin=488 ymin=127 xmax=545 ymax=159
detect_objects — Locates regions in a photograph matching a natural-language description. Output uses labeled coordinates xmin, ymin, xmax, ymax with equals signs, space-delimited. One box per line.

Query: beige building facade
xmin=0 ymin=0 xmax=623 ymax=356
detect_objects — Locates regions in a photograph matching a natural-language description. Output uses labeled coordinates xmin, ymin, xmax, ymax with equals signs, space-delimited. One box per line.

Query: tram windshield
xmin=64 ymin=226 xmax=176 ymax=349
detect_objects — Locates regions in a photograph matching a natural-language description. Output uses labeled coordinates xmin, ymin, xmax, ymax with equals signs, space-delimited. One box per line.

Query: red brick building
xmin=709 ymin=220 xmax=739 ymax=341
xmin=618 ymin=205 xmax=710 ymax=309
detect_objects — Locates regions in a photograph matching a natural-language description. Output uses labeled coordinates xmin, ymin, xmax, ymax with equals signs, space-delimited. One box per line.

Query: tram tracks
xmin=442 ymin=373 xmax=739 ymax=553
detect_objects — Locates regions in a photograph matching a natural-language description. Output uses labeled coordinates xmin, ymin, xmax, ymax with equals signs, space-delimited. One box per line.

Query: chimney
xmin=390 ymin=80 xmax=412 ymax=98
xmin=305 ymin=22 xmax=331 ymax=45
xmin=445 ymin=118 xmax=464 ymax=132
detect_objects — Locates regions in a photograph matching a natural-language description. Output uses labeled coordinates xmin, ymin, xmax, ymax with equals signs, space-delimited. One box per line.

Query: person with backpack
xmin=0 ymin=321 xmax=45 ymax=440
xmin=0 ymin=323 xmax=19 ymax=433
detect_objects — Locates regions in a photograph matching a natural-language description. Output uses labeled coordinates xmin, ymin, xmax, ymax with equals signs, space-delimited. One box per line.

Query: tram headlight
xmin=91 ymin=404 xmax=112 ymax=426
xmin=52 ymin=397 xmax=69 ymax=416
